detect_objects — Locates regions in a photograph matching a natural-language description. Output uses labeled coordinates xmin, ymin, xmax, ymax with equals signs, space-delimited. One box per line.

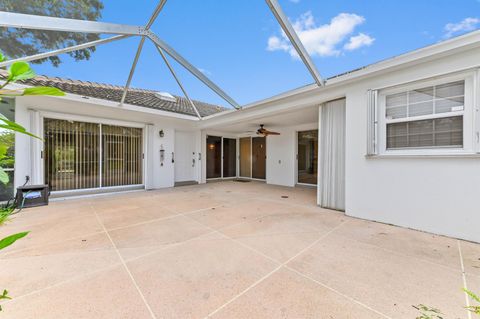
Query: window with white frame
xmin=385 ymin=80 xmax=465 ymax=149
xmin=367 ymin=72 xmax=478 ymax=156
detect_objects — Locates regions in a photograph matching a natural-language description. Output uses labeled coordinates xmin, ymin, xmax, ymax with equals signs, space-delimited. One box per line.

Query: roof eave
xmin=4 ymin=81 xmax=202 ymax=122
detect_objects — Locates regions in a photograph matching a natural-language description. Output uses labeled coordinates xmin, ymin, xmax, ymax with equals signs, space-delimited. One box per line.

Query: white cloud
xmin=444 ymin=17 xmax=480 ymax=38
xmin=344 ymin=33 xmax=375 ymax=51
xmin=267 ymin=12 xmax=374 ymax=58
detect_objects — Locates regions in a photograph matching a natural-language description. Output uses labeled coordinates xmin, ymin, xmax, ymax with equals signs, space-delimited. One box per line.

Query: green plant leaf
xmin=0 ymin=144 xmax=7 ymax=159
xmin=0 ymin=290 xmax=10 ymax=300
xmin=0 ymin=52 xmax=5 ymax=62
xmin=0 ymin=167 xmax=9 ymax=185
xmin=8 ymin=62 xmax=36 ymax=82
xmin=0 ymin=232 xmax=29 ymax=250
xmin=23 ymin=87 xmax=65 ymax=96
xmin=0 ymin=205 xmax=15 ymax=226
xmin=0 ymin=289 xmax=11 ymax=310
xmin=464 ymin=289 xmax=480 ymax=303
xmin=0 ymin=117 xmax=41 ymax=139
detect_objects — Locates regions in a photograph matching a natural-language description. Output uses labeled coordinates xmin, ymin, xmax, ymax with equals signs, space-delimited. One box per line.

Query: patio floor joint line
xmin=458 ymin=240 xmax=473 ymax=319
xmin=180 ymin=207 xmax=392 ymax=318
xmin=204 ymin=220 xmax=349 ymax=318
xmin=284 ymin=265 xmax=393 ymax=319
xmin=90 ymin=204 xmax=158 ymax=319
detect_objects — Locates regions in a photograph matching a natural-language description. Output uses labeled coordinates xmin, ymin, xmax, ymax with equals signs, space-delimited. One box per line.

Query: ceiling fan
xmin=256 ymin=124 xmax=280 ymax=136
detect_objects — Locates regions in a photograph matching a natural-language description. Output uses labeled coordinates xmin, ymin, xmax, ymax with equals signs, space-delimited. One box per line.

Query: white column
xmin=29 ymin=110 xmax=43 ymax=184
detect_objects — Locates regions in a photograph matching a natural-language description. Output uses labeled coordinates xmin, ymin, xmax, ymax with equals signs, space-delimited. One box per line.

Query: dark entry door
xmin=223 ymin=138 xmax=236 ymax=178
xmin=252 ymin=136 xmax=266 ymax=179
xmin=206 ymin=136 xmax=222 ymax=178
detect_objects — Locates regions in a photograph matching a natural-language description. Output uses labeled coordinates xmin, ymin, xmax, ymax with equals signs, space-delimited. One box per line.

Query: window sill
xmin=366 ymin=152 xmax=480 ymax=159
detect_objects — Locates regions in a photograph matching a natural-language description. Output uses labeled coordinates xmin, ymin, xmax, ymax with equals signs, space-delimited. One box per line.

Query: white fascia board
xmin=199 ymin=90 xmax=342 ymax=130
xmin=327 ymin=29 xmax=480 ymax=85
xmin=6 ymin=82 xmax=199 ymax=122
xmin=0 ymin=11 xmax=145 ymax=35
xmin=200 ymin=84 xmax=318 ymax=122
xmin=203 ymin=29 xmax=480 ymax=127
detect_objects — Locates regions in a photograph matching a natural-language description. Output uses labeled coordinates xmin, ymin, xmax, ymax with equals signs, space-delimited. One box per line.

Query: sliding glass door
xmin=223 ymin=138 xmax=236 ymax=178
xmin=206 ymin=136 xmax=237 ymax=179
xmin=44 ymin=119 xmax=100 ymax=191
xmin=44 ymin=118 xmax=143 ymax=192
xmin=297 ymin=130 xmax=318 ymax=185
xmin=102 ymin=125 xmax=143 ymax=187
xmin=239 ymin=137 xmax=251 ymax=178
xmin=206 ymin=135 xmax=222 ymax=179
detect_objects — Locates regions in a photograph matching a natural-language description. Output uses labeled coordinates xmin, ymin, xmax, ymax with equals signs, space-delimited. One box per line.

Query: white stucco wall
xmin=198 ymin=42 xmax=480 ymax=243
xmin=339 ymin=46 xmax=480 ymax=242
xmin=8 ymin=37 xmax=480 ymax=243
xmin=12 ymin=95 xmax=201 ymax=193
xmin=265 ymin=123 xmax=318 ymax=187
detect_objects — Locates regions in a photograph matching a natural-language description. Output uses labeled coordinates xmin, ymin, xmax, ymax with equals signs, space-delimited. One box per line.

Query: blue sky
xmin=31 ymin=0 xmax=480 ymax=108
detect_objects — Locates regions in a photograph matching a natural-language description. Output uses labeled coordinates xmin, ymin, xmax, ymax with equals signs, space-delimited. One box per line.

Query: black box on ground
xmin=16 ymin=185 xmax=50 ymax=208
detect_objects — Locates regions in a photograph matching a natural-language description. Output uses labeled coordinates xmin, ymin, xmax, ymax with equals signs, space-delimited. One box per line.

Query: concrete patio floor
xmin=0 ymin=181 xmax=479 ymax=318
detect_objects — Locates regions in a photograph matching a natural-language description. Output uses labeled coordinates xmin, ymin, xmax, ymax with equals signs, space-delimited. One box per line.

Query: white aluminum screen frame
xmin=0 ymin=0 xmax=324 ymax=116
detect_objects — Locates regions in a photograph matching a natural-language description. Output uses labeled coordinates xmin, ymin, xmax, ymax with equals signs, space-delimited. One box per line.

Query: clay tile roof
xmin=0 ymin=70 xmax=227 ymax=118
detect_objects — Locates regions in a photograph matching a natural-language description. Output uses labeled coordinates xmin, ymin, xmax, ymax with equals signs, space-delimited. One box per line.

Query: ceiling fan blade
xmin=264 ymin=129 xmax=280 ymax=135
xmin=255 ymin=125 xmax=280 ymax=136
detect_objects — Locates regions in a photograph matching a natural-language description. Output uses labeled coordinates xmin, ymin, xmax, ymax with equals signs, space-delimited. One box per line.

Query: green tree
xmin=0 ymin=0 xmax=104 ymax=67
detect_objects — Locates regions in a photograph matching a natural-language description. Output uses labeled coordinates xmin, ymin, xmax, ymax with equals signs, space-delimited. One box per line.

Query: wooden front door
xmin=252 ymin=136 xmax=266 ymax=179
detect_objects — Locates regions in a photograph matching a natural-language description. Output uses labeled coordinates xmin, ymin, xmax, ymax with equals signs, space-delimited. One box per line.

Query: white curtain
xmin=318 ymin=98 xmax=346 ymax=211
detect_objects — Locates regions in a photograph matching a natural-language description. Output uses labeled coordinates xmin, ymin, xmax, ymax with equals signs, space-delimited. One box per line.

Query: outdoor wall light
xmin=160 ymin=144 xmax=165 ymax=167
xmin=159 ymin=129 xmax=164 ymax=138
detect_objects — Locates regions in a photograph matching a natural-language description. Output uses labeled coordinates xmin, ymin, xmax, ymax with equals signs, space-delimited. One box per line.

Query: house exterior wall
xmin=7 ymin=36 xmax=480 ymax=243
xmin=343 ymin=48 xmax=480 ymax=243
xmin=12 ymin=95 xmax=201 ymax=194
xmin=198 ymin=42 xmax=480 ymax=243
xmin=265 ymin=123 xmax=318 ymax=187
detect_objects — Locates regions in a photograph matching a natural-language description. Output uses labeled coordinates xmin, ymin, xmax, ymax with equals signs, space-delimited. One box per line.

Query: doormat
xmin=175 ymin=181 xmax=199 ymax=187
xmin=234 ymin=179 xmax=251 ymax=183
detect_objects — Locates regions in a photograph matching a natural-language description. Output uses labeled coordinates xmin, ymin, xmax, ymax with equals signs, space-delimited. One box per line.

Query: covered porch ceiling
xmin=205 ymin=104 xmax=319 ymax=134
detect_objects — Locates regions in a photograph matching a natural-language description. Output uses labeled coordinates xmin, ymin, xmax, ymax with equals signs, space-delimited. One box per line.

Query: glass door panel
xmin=44 ymin=119 xmax=100 ymax=191
xmin=239 ymin=137 xmax=251 ymax=178
xmin=206 ymin=136 xmax=221 ymax=178
xmin=102 ymin=125 xmax=143 ymax=187
xmin=297 ymin=130 xmax=318 ymax=185
xmin=223 ymin=138 xmax=236 ymax=178
xmin=44 ymin=119 xmax=143 ymax=191
xmin=252 ymin=136 xmax=266 ymax=180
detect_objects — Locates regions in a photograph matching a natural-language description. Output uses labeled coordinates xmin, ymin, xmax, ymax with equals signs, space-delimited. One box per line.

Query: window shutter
xmin=366 ymin=89 xmax=378 ymax=155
